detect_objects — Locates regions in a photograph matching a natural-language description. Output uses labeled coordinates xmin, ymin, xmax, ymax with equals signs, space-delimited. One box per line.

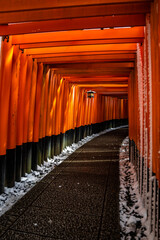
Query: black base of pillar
xmin=51 ymin=135 xmax=55 ymax=158
xmin=75 ymin=127 xmax=79 ymax=143
xmin=89 ymin=125 xmax=92 ymax=135
xmin=112 ymin=119 xmax=116 ymax=128
xmin=70 ymin=129 xmax=74 ymax=145
xmin=0 ymin=155 xmax=6 ymax=193
xmin=60 ymin=133 xmax=66 ymax=152
xmin=83 ymin=126 xmax=86 ymax=138
xmin=32 ymin=142 xmax=38 ymax=171
xmin=37 ymin=139 xmax=42 ymax=166
xmin=16 ymin=145 xmax=22 ymax=182
xmin=158 ymin=188 xmax=160 ymax=232
xmin=26 ymin=142 xmax=32 ymax=173
xmin=41 ymin=138 xmax=45 ymax=165
xmin=87 ymin=125 xmax=89 ymax=136
xmin=73 ymin=129 xmax=76 ymax=143
xmin=45 ymin=136 xmax=51 ymax=161
xmin=54 ymin=134 xmax=61 ymax=156
xmin=6 ymin=148 xmax=16 ymax=187
xmin=22 ymin=143 xmax=27 ymax=176
xmin=109 ymin=120 xmax=113 ymax=129
xmin=48 ymin=136 xmax=52 ymax=158
xmin=65 ymin=131 xmax=68 ymax=146
xmin=68 ymin=129 xmax=72 ymax=146
xmin=80 ymin=126 xmax=84 ymax=140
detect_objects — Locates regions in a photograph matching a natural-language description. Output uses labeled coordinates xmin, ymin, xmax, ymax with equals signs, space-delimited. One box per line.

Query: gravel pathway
xmin=0 ymin=127 xmax=128 ymax=240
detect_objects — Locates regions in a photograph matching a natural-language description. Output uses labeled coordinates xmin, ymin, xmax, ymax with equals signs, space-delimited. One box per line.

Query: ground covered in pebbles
xmin=119 ymin=137 xmax=149 ymax=240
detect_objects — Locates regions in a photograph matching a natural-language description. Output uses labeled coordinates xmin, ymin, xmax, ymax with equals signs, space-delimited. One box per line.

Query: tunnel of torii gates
xmin=0 ymin=0 xmax=160 ymax=237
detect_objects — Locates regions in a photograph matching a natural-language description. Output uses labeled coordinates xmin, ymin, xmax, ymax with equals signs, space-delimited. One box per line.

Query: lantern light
xmin=87 ymin=90 xmax=96 ymax=98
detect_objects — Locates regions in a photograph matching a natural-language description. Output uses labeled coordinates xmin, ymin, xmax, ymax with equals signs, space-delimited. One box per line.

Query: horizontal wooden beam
xmin=53 ymin=69 xmax=131 ymax=75
xmin=63 ymin=73 xmax=130 ymax=78
xmin=20 ymin=38 xmax=143 ymax=49
xmin=67 ymin=76 xmax=128 ymax=82
xmin=50 ymin=62 xmax=134 ymax=69
xmin=0 ymin=3 xmax=150 ymax=24
xmin=0 ymin=15 xmax=146 ymax=35
xmin=0 ymin=0 xmax=151 ymax=12
xmin=70 ymin=81 xmax=128 ymax=84
xmin=36 ymin=54 xmax=136 ymax=64
xmin=68 ymin=79 xmax=128 ymax=83
xmin=100 ymin=94 xmax=127 ymax=97
xmin=12 ymin=27 xmax=144 ymax=45
xmin=74 ymin=84 xmax=128 ymax=88
xmin=31 ymin=51 xmax=136 ymax=59
xmin=78 ymin=87 xmax=128 ymax=91
xmin=63 ymin=74 xmax=130 ymax=78
xmin=26 ymin=44 xmax=137 ymax=55
xmin=81 ymin=87 xmax=128 ymax=91
xmin=80 ymin=91 xmax=128 ymax=95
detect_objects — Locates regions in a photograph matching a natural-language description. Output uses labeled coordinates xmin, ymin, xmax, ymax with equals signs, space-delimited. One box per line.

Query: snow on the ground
xmin=119 ymin=137 xmax=149 ymax=240
xmin=0 ymin=125 xmax=127 ymax=217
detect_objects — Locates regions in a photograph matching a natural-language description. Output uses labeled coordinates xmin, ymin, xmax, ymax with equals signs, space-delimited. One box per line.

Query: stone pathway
xmin=0 ymin=127 xmax=128 ymax=240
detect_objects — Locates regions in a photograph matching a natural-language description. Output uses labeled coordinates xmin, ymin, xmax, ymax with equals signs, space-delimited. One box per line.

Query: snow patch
xmin=119 ymin=137 xmax=150 ymax=240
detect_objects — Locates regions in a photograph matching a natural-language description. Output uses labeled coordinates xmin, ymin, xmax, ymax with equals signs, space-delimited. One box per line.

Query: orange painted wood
xmin=37 ymin=55 xmax=135 ymax=63
xmin=42 ymin=69 xmax=50 ymax=138
xmin=54 ymin=74 xmax=61 ymax=135
xmin=33 ymin=63 xmax=43 ymax=143
xmin=54 ymin=69 xmax=131 ymax=76
xmin=36 ymin=54 xmax=136 ymax=64
xmin=23 ymin=56 xmax=32 ymax=144
xmin=32 ymin=51 xmax=136 ymax=59
xmin=67 ymin=76 xmax=128 ymax=80
xmin=76 ymin=89 xmax=83 ymax=127
xmin=28 ymin=60 xmax=38 ymax=143
xmin=59 ymin=77 xmax=65 ymax=133
xmin=26 ymin=44 xmax=137 ymax=56
xmin=74 ymin=83 xmax=128 ymax=88
xmin=68 ymin=77 xmax=128 ymax=82
xmin=0 ymin=15 xmax=146 ymax=36
xmin=0 ymin=38 xmax=13 ymax=155
xmin=7 ymin=45 xmax=20 ymax=149
xmin=21 ymin=39 xmax=143 ymax=50
xmin=39 ymin=66 xmax=48 ymax=139
xmin=150 ymin=0 xmax=160 ymax=184
xmin=0 ymin=3 xmax=150 ymax=24
xmin=45 ymin=70 xmax=51 ymax=137
xmin=12 ymin=27 xmax=144 ymax=45
xmin=49 ymin=71 xmax=55 ymax=135
xmin=51 ymin=74 xmax=58 ymax=135
xmin=0 ymin=0 xmax=151 ymax=12
xmin=51 ymin=62 xmax=134 ymax=69
xmin=70 ymin=81 xmax=128 ymax=86
xmin=17 ymin=53 xmax=28 ymax=146
xmin=63 ymin=81 xmax=69 ymax=132
xmin=73 ymin=86 xmax=79 ymax=129
xmin=46 ymin=70 xmax=54 ymax=137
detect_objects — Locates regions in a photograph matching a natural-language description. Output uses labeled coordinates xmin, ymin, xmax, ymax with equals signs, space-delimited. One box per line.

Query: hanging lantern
xmin=87 ymin=90 xmax=96 ymax=98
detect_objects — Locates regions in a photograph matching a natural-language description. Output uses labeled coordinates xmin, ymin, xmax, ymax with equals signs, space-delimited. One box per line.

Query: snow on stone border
xmin=0 ymin=125 xmax=127 ymax=217
xmin=119 ymin=137 xmax=149 ymax=240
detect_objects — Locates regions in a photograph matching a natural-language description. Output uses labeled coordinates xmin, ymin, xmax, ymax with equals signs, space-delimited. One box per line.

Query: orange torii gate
xmin=1 ymin=0 xmax=160 ymax=237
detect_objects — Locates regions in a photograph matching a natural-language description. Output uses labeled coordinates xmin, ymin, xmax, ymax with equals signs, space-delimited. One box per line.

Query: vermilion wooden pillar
xmin=32 ymin=63 xmax=43 ymax=169
xmin=22 ymin=56 xmax=32 ymax=175
xmin=0 ymin=37 xmax=13 ymax=192
xmin=26 ymin=59 xmax=38 ymax=173
xmin=6 ymin=45 xmax=20 ymax=186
